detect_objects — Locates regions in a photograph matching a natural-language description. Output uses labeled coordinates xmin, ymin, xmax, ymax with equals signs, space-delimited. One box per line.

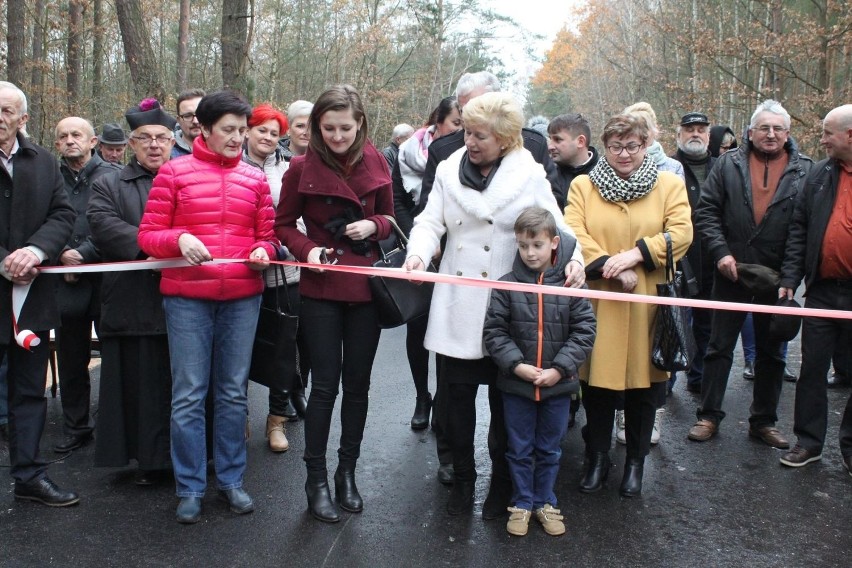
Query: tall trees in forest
xmin=527 ymin=0 xmax=852 ymax=156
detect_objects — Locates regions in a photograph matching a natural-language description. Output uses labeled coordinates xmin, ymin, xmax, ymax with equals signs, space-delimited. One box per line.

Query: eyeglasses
xmin=178 ymin=112 xmax=196 ymax=121
xmin=606 ymin=143 xmax=644 ymax=155
xmin=131 ymin=134 xmax=173 ymax=145
xmin=753 ymin=125 xmax=788 ymax=134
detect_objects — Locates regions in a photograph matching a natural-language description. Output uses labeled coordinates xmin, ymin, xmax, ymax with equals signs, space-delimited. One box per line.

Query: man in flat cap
xmin=688 ymin=100 xmax=812 ymax=448
xmin=97 ymin=123 xmax=128 ymax=165
xmin=671 ymin=112 xmax=716 ymax=394
xmin=87 ymin=98 xmax=176 ymax=485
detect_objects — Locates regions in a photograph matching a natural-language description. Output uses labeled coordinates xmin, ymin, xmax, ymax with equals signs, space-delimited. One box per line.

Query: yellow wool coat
xmin=565 ymin=171 xmax=692 ymax=390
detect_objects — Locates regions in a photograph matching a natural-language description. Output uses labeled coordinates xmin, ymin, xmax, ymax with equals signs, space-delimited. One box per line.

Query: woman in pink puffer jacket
xmin=138 ymin=90 xmax=277 ymax=525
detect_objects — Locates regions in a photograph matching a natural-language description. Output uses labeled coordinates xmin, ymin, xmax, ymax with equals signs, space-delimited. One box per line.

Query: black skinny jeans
xmin=264 ymin=283 xmax=312 ymax=416
xmin=584 ymin=382 xmax=666 ymax=459
xmin=405 ymin=314 xmax=430 ymax=399
xmin=300 ymin=298 xmax=381 ymax=478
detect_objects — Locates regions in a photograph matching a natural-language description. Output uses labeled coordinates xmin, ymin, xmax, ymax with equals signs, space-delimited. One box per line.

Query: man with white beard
xmin=671 ymin=112 xmax=717 ymax=394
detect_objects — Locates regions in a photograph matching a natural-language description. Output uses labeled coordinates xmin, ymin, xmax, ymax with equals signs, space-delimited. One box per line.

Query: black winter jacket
xmin=87 ymin=160 xmax=167 ymax=337
xmin=779 ymin=158 xmax=844 ymax=293
xmin=555 ymin=146 xmax=599 ymax=202
xmin=484 ymin=232 xmax=596 ymax=401
xmin=695 ymin=137 xmax=812 ymax=272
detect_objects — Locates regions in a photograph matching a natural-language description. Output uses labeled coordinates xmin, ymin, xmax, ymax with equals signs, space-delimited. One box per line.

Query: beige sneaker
xmin=266 ymin=414 xmax=289 ymax=452
xmin=535 ymin=504 xmax=566 ymax=536
xmin=506 ymin=507 xmax=531 ymax=536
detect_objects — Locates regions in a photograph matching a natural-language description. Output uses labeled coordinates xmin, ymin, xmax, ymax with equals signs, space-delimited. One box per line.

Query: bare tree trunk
xmin=92 ymin=0 xmax=104 ymax=105
xmin=177 ymin=0 xmax=191 ymax=90
xmin=115 ymin=0 xmax=165 ymax=101
xmin=29 ymin=0 xmax=47 ymax=142
xmin=6 ymin=0 xmax=27 ymax=86
xmin=221 ymin=0 xmax=250 ymax=94
xmin=67 ymin=0 xmax=84 ymax=111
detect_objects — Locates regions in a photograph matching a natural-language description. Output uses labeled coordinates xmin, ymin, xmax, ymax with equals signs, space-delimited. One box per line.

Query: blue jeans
xmin=503 ymin=392 xmax=571 ymax=511
xmin=163 ymin=295 xmax=261 ymax=497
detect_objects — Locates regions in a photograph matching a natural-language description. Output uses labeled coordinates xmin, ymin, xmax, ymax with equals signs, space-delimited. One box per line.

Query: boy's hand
xmin=514 ymin=363 xmax=541 ymax=382
xmin=533 ymin=368 xmax=562 ymax=388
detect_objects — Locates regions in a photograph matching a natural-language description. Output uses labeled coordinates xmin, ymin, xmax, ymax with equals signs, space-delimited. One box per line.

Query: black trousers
xmin=698 ymin=273 xmax=785 ymax=427
xmin=300 ymin=298 xmax=381 ymax=477
xmin=264 ymin=283 xmax=311 ymax=416
xmin=441 ymin=356 xmax=509 ymax=483
xmin=405 ymin=314 xmax=430 ymax=399
xmin=584 ymin=382 xmax=665 ymax=459
xmin=2 ymin=331 xmax=51 ymax=483
xmin=431 ymin=353 xmax=452 ymax=466
xmin=792 ymin=280 xmax=852 ymax=455
xmin=56 ymin=314 xmax=97 ymax=436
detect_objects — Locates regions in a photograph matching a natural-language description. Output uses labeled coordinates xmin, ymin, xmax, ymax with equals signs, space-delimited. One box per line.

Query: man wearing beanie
xmin=88 ymin=98 xmax=177 ymax=486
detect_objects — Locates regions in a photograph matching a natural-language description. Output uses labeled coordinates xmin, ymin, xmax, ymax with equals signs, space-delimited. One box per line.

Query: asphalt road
xmin=1 ymin=326 xmax=850 ymax=567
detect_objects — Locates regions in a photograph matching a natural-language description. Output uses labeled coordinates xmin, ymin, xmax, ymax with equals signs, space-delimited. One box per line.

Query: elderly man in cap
xmin=778 ymin=104 xmax=852 ymax=473
xmin=0 ymin=81 xmax=78 ymax=506
xmin=87 ymin=98 xmax=176 ymax=485
xmin=671 ymin=112 xmax=717 ymax=393
xmin=98 ymin=123 xmax=128 ymax=164
xmin=688 ymin=99 xmax=812 ymax=447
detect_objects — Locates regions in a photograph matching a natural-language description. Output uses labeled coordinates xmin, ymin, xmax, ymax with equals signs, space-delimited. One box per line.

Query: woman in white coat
xmin=405 ymin=92 xmax=585 ymax=517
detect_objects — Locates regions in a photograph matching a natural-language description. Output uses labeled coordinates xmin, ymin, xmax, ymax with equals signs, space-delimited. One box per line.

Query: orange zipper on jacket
xmin=535 ymin=272 xmax=544 ymax=402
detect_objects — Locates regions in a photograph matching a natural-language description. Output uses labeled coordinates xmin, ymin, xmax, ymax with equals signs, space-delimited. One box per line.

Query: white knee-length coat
xmin=406 ymin=147 xmax=583 ymax=360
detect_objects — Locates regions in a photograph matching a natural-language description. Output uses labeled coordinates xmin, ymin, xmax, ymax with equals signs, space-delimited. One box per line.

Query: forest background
xmin=0 ymin=0 xmax=849 ymax=157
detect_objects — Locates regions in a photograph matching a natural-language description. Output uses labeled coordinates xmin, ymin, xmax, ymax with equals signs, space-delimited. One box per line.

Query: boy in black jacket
xmin=484 ymin=207 xmax=596 ymax=537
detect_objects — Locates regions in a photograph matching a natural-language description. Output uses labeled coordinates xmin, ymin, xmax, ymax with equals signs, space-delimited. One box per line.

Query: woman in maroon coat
xmin=276 ymin=85 xmax=393 ymax=523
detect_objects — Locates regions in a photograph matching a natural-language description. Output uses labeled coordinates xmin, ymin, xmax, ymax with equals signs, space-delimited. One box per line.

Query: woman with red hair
xmin=243 ymin=103 xmax=309 ymax=453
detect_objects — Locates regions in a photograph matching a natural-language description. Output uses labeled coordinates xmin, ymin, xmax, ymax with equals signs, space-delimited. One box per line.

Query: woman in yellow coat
xmin=565 ymin=114 xmax=692 ymax=497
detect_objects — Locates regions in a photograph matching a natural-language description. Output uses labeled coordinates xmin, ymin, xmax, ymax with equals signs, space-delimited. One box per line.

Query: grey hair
xmin=287 ymin=100 xmax=314 ymax=122
xmin=750 ymin=99 xmax=791 ymax=129
xmin=455 ymin=72 xmax=501 ymax=99
xmin=391 ymin=123 xmax=414 ymax=139
xmin=0 ymin=80 xmax=28 ymax=115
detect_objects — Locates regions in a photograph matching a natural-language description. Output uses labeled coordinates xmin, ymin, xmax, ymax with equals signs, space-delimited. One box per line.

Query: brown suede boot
xmin=266 ymin=414 xmax=289 ymax=452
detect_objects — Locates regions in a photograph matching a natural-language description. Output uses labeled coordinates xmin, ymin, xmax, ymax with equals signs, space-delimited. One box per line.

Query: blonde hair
xmin=623 ymin=101 xmax=659 ymax=135
xmin=462 ymin=92 xmax=524 ymax=154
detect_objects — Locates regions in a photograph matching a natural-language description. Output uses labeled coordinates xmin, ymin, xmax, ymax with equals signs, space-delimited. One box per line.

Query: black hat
xmin=770 ymin=298 xmax=802 ymax=342
xmin=736 ymin=263 xmax=780 ymax=295
xmin=680 ymin=112 xmax=710 ymax=126
xmin=98 ymin=123 xmax=128 ymax=145
xmin=125 ymin=98 xmax=177 ymax=131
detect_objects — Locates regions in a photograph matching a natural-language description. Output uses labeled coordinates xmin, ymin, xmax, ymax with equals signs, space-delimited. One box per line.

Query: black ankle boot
xmin=579 ymin=451 xmax=610 ymax=493
xmin=481 ymin=475 xmax=512 ymax=520
xmin=334 ymin=466 xmax=363 ymax=513
xmin=446 ymin=479 xmax=476 ymax=515
xmin=410 ymin=394 xmax=432 ymax=431
xmin=620 ymin=457 xmax=644 ymax=497
xmin=292 ymin=390 xmax=308 ymax=419
xmin=305 ymin=477 xmax=340 ymax=522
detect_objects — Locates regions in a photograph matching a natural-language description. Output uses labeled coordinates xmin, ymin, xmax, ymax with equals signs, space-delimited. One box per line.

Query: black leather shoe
xmin=281 ymin=396 xmax=299 ymax=421
xmin=305 ymin=478 xmax=340 ymax=523
xmin=481 ymin=476 xmax=512 ymax=520
xmin=176 ymin=497 xmax=202 ymax=524
xmin=446 ymin=479 xmax=475 ymax=515
xmin=134 ymin=469 xmax=162 ymax=486
xmin=783 ymin=366 xmax=797 ymax=382
xmin=334 ymin=467 xmax=363 ymax=513
xmin=828 ymin=372 xmax=851 ymax=389
xmin=292 ymin=391 xmax=308 ymax=418
xmin=579 ymin=452 xmax=610 ymax=493
xmin=53 ymin=432 xmax=93 ymax=453
xmin=219 ymin=488 xmax=255 ymax=514
xmin=437 ymin=463 xmax=455 ymax=485
xmin=619 ymin=457 xmax=644 ymax=497
xmin=14 ymin=477 xmax=79 ymax=507
xmin=743 ymin=361 xmax=755 ymax=380
xmin=410 ymin=394 xmax=432 ymax=431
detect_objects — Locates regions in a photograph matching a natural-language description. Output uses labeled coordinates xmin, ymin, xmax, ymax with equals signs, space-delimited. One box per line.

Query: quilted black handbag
xmin=651 ymin=233 xmax=698 ymax=372
xmin=249 ymin=265 xmax=299 ymax=391
xmin=369 ymin=216 xmax=436 ymax=329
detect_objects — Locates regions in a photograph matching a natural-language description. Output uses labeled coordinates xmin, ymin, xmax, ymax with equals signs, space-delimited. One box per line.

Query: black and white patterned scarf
xmin=588 ymin=154 xmax=658 ymax=202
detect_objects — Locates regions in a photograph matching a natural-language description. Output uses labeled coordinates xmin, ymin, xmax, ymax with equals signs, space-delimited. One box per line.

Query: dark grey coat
xmin=87 ymin=160 xmax=166 ymax=337
xmin=484 ymin=232 xmax=596 ymax=401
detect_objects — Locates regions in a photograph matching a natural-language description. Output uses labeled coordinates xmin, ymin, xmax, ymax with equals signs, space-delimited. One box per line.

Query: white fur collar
xmin=441 ymin=147 xmax=545 ymax=220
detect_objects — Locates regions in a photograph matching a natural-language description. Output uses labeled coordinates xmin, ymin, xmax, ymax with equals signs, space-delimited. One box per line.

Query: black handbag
xmin=369 ymin=216 xmax=436 ymax=329
xmin=249 ymin=265 xmax=299 ymax=391
xmin=651 ymin=233 xmax=698 ymax=372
